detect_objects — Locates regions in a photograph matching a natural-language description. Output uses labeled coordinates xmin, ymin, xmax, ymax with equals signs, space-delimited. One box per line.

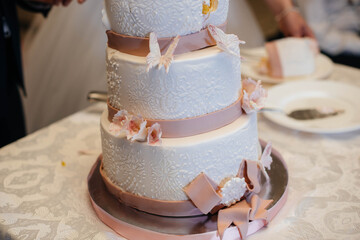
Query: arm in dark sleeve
xmin=16 ymin=0 xmax=51 ymax=17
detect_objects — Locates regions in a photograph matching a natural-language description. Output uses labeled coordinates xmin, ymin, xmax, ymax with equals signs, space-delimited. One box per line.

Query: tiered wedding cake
xmin=99 ymin=0 xmax=272 ymax=237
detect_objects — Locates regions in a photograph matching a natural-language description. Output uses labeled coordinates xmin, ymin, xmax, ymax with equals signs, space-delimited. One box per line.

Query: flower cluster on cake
xmin=98 ymin=0 xmax=276 ymax=239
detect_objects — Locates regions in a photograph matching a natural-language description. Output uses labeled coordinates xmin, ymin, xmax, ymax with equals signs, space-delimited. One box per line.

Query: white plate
xmin=241 ymin=47 xmax=334 ymax=83
xmin=263 ymin=80 xmax=360 ymax=134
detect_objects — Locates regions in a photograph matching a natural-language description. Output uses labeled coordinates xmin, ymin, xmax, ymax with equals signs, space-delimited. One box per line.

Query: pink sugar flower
xmin=126 ymin=115 xmax=146 ymax=139
xmin=241 ymin=78 xmax=267 ymax=114
xmin=129 ymin=120 xmax=148 ymax=142
xmin=109 ymin=110 xmax=129 ymax=136
xmin=112 ymin=110 xmax=129 ymax=124
xmin=147 ymin=123 xmax=162 ymax=145
xmin=109 ymin=110 xmax=163 ymax=145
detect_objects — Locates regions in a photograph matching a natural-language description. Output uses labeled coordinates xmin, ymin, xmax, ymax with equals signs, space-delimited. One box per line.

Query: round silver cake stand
xmin=88 ymin=140 xmax=288 ymax=240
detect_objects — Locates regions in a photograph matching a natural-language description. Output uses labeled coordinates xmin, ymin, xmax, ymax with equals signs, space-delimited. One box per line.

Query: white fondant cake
xmin=103 ymin=0 xmax=229 ymax=37
xmin=107 ymin=46 xmax=241 ymax=120
xmin=101 ymin=110 xmax=259 ymax=201
xmin=99 ymin=0 xmax=267 ymax=212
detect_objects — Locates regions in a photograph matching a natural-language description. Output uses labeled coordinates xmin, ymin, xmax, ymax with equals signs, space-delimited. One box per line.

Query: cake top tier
xmin=103 ymin=0 xmax=229 ymax=38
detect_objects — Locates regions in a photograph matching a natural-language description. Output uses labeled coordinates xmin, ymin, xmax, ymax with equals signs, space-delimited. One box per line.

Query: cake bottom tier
xmin=100 ymin=110 xmax=260 ymax=201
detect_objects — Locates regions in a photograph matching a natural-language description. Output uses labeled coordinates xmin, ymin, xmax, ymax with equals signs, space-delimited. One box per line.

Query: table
xmin=1 ymin=64 xmax=359 ymax=240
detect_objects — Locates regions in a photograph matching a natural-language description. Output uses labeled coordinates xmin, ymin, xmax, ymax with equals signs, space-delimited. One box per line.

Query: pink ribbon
xmin=183 ymin=173 xmax=222 ymax=214
xmin=238 ymin=159 xmax=261 ymax=194
xmin=184 ymin=159 xmax=273 ymax=240
xmin=107 ymin=98 xmax=243 ymax=138
xmin=184 ymin=160 xmax=262 ymax=215
xmin=217 ymin=200 xmax=250 ymax=239
xmin=217 ymin=195 xmax=273 ymax=240
xmin=107 ymin=23 xmax=227 ymax=57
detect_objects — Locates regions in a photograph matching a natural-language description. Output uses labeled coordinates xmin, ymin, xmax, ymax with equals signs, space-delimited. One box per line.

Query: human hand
xmin=29 ymin=0 xmax=86 ymax=7
xmin=277 ymin=10 xmax=315 ymax=38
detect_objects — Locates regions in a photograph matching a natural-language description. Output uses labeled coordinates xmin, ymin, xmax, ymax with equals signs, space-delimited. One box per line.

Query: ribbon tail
xmin=233 ymin=210 xmax=250 ymax=240
xmin=235 ymin=222 xmax=249 ymax=240
xmin=217 ymin=201 xmax=251 ymax=240
xmin=249 ymin=194 xmax=273 ymax=222
xmin=217 ymin=210 xmax=234 ymax=240
xmin=237 ymin=159 xmax=261 ymax=194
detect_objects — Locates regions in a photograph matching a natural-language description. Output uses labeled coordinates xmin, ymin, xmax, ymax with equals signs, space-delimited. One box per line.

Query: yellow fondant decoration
xmin=202 ymin=0 xmax=219 ymax=15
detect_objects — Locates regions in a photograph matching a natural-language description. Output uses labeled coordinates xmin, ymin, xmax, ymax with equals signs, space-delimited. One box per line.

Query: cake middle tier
xmin=101 ymin=109 xmax=259 ymax=201
xmin=107 ymin=46 xmax=242 ymax=120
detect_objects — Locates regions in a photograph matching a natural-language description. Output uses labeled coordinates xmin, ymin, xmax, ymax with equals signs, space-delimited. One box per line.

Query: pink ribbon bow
xmin=217 ymin=194 xmax=273 ymax=239
xmin=183 ymin=158 xmax=273 ymax=240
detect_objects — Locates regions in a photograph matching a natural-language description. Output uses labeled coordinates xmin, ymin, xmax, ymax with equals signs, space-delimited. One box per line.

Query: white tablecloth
xmin=1 ymin=64 xmax=359 ymax=240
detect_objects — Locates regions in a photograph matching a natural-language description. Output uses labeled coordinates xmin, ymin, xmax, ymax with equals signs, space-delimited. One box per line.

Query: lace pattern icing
xmin=101 ymin=113 xmax=259 ymax=201
xmin=104 ymin=0 xmax=229 ymax=37
xmin=107 ymin=47 xmax=242 ymax=120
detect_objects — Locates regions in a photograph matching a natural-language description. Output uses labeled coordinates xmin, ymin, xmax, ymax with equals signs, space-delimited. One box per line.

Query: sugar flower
xmin=126 ymin=115 xmax=143 ymax=136
xmin=112 ymin=110 xmax=129 ymax=124
xmin=109 ymin=110 xmax=130 ymax=136
xmin=241 ymin=78 xmax=267 ymax=114
xmin=129 ymin=120 xmax=148 ymax=142
xmin=147 ymin=123 xmax=162 ymax=145
xmin=109 ymin=110 xmax=162 ymax=145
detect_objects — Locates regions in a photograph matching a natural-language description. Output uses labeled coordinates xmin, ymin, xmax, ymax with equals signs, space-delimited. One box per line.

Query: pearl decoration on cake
xmin=219 ymin=177 xmax=247 ymax=207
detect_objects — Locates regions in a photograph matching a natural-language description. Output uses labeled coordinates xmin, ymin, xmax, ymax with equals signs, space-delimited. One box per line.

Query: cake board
xmin=88 ymin=140 xmax=288 ymax=240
